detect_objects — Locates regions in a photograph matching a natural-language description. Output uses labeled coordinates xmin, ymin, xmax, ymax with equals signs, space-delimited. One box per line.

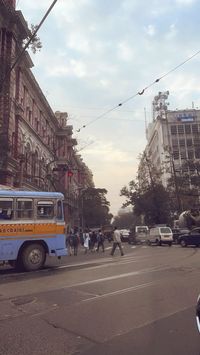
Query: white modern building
xmin=145 ymin=92 xmax=200 ymax=189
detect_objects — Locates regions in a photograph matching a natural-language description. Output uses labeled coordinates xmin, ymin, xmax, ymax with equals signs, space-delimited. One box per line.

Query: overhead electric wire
xmin=0 ymin=0 xmax=58 ymax=93
xmin=76 ymin=48 xmax=200 ymax=133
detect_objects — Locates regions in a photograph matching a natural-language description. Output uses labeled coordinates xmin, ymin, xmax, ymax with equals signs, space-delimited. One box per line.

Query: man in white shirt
xmin=110 ymin=226 xmax=124 ymax=256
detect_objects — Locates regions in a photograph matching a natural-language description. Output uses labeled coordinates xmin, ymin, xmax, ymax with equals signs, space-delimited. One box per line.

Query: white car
xmin=120 ymin=229 xmax=130 ymax=242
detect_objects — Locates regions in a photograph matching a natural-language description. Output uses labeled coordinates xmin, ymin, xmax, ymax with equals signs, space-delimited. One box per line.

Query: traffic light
xmin=67 ymin=171 xmax=73 ymax=177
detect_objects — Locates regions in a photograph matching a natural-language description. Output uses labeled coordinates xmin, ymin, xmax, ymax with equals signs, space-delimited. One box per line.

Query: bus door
xmin=0 ymin=197 xmax=15 ymax=260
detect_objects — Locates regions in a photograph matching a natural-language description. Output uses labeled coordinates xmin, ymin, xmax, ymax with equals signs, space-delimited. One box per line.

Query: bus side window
xmin=57 ymin=200 xmax=63 ymax=220
xmin=37 ymin=201 xmax=54 ymax=219
xmin=16 ymin=199 xmax=33 ymax=219
xmin=0 ymin=199 xmax=13 ymax=220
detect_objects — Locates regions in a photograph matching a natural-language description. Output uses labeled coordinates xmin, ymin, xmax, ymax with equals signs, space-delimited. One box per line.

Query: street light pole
xmin=78 ymin=188 xmax=86 ymax=232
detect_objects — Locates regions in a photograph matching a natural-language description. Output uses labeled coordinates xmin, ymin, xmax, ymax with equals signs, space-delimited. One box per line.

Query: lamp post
xmin=77 ymin=187 xmax=86 ymax=232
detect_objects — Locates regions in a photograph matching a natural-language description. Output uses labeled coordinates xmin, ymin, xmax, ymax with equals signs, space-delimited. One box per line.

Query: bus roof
xmin=0 ymin=190 xmax=64 ymax=199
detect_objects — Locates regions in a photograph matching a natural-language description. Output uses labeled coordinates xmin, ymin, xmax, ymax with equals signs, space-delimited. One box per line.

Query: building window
xmin=173 ymin=151 xmax=179 ymax=160
xmin=12 ymin=132 xmax=15 ymax=156
xmin=186 ymin=138 xmax=193 ymax=147
xmin=194 ymin=138 xmax=200 ymax=147
xmin=185 ymin=125 xmax=191 ymax=134
xmin=188 ymin=150 xmax=194 ymax=159
xmin=29 ymin=110 xmax=32 ymax=123
xmin=189 ymin=165 xmax=195 ymax=173
xmin=171 ymin=125 xmax=177 ymax=135
xmin=182 ymin=165 xmax=188 ymax=173
xmin=178 ymin=125 xmax=184 ymax=134
xmin=191 ymin=176 xmax=200 ymax=185
xmin=23 ymin=86 xmax=27 ymax=107
xmin=172 ymin=138 xmax=178 ymax=148
xmin=36 ymin=120 xmax=39 ymax=132
xmin=179 ymin=139 xmax=185 ymax=147
xmin=180 ymin=151 xmax=186 ymax=159
xmin=24 ymin=143 xmax=32 ymax=176
xmin=195 ymin=150 xmax=200 ymax=159
xmin=192 ymin=124 xmax=199 ymax=134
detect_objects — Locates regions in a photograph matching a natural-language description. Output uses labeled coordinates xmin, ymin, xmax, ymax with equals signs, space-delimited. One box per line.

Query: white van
xmin=135 ymin=226 xmax=149 ymax=244
xmin=148 ymin=226 xmax=173 ymax=246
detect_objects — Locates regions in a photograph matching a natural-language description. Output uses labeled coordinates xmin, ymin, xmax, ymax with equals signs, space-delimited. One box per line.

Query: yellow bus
xmin=0 ymin=190 xmax=67 ymax=271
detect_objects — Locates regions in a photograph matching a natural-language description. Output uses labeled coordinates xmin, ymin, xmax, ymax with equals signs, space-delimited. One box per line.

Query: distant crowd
xmin=66 ymin=227 xmax=124 ymax=257
xmin=66 ymin=228 xmax=106 ymax=256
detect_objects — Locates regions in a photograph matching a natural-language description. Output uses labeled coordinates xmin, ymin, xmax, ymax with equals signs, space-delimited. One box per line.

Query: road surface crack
xmin=42 ymin=318 xmax=100 ymax=344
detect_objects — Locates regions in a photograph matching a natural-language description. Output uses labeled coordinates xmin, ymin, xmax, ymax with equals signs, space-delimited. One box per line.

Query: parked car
xmin=178 ymin=227 xmax=200 ymax=247
xmin=172 ymin=228 xmax=189 ymax=244
xmin=135 ymin=225 xmax=149 ymax=244
xmin=147 ymin=226 xmax=173 ymax=246
xmin=120 ymin=229 xmax=130 ymax=242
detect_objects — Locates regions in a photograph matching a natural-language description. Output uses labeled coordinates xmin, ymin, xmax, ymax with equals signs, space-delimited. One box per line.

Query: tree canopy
xmin=82 ymin=187 xmax=113 ymax=228
xmin=120 ymin=180 xmax=172 ymax=226
xmin=112 ymin=210 xmax=141 ymax=230
xmin=120 ymin=152 xmax=172 ymax=226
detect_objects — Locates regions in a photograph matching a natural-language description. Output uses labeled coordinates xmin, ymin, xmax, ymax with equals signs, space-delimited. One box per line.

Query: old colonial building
xmin=0 ymin=0 xmax=94 ymax=229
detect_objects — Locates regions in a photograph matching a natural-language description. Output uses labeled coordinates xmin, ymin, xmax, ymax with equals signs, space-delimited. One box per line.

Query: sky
xmin=16 ymin=0 xmax=200 ymax=216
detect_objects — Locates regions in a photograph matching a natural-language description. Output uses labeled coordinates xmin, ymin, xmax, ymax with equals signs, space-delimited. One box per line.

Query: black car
xmin=119 ymin=229 xmax=136 ymax=244
xmin=120 ymin=229 xmax=130 ymax=242
xmin=172 ymin=228 xmax=189 ymax=244
xmin=178 ymin=227 xmax=200 ymax=247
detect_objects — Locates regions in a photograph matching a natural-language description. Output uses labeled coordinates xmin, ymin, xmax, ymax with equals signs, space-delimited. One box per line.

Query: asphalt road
xmin=0 ymin=242 xmax=200 ymax=355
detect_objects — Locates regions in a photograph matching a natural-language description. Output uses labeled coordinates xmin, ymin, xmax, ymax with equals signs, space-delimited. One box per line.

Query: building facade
xmin=144 ymin=91 xmax=200 ymax=209
xmin=0 ymin=0 xmax=94 ymax=229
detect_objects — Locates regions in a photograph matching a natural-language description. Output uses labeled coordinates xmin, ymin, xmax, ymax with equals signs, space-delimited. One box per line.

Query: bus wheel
xmin=21 ymin=244 xmax=46 ymax=271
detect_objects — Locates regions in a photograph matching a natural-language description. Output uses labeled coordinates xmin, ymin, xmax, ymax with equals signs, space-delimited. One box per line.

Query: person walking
xmin=67 ymin=229 xmax=74 ymax=256
xmin=83 ymin=229 xmax=90 ymax=254
xmin=90 ymin=231 xmax=97 ymax=252
xmin=96 ymin=229 xmax=105 ymax=252
xmin=110 ymin=226 xmax=124 ymax=256
xmin=72 ymin=229 xmax=80 ymax=256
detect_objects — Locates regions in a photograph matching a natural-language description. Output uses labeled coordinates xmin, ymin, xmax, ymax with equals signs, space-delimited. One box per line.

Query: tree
xmin=120 ymin=151 xmax=172 ymax=225
xmin=23 ymin=24 xmax=42 ymax=54
xmin=120 ymin=180 xmax=171 ymax=226
xmin=112 ymin=210 xmax=140 ymax=229
xmin=167 ymin=157 xmax=200 ymax=212
xmin=82 ymin=188 xmax=113 ymax=228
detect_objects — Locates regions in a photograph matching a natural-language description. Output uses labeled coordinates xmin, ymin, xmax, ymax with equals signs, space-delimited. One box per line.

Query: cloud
xmin=68 ymin=33 xmax=90 ymax=54
xmin=176 ymin=0 xmax=197 ymax=4
xmin=144 ymin=24 xmax=156 ymax=36
xmin=165 ymin=24 xmax=178 ymax=40
xmin=17 ymin=0 xmax=200 ymax=215
xmin=117 ymin=42 xmax=135 ymax=61
xmin=84 ymin=140 xmax=135 ymax=164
